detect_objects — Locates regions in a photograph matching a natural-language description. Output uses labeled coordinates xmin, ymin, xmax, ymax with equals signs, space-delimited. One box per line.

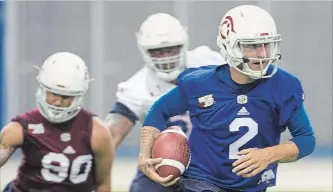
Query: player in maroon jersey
xmin=0 ymin=52 xmax=115 ymax=192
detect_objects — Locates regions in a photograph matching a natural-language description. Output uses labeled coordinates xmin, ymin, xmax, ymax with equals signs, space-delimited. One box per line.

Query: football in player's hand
xmin=152 ymin=126 xmax=191 ymax=179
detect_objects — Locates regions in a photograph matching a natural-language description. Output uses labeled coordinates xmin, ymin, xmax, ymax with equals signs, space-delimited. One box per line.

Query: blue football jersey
xmin=112 ymin=101 xmax=192 ymax=136
xmin=167 ymin=111 xmax=192 ymax=135
xmin=176 ymin=65 xmax=304 ymax=191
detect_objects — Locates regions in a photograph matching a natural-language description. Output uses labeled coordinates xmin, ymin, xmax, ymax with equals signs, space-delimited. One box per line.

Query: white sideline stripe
xmin=155 ymin=159 xmax=185 ymax=174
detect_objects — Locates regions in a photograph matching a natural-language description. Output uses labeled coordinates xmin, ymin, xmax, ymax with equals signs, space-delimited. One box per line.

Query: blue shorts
xmin=129 ymin=169 xmax=175 ymax=192
xmin=177 ymin=176 xmax=267 ymax=192
xmin=130 ymin=169 xmax=267 ymax=192
xmin=177 ymin=177 xmax=225 ymax=192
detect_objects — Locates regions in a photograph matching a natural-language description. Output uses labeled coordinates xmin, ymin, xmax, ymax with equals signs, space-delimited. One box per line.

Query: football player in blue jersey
xmin=138 ymin=5 xmax=315 ymax=192
xmin=104 ymin=13 xmax=225 ymax=192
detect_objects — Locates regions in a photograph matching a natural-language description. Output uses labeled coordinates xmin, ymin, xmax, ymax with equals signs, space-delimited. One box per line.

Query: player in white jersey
xmin=104 ymin=13 xmax=225 ymax=192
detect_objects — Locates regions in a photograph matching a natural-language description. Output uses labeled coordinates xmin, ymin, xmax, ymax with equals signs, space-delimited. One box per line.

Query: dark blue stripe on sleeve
xmin=110 ymin=102 xmax=139 ymax=124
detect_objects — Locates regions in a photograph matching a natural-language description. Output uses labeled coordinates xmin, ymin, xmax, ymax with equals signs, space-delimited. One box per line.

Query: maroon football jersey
xmin=11 ymin=108 xmax=97 ymax=192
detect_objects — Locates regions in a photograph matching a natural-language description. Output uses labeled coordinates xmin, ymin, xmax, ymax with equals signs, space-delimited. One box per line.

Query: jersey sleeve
xmin=113 ymin=81 xmax=142 ymax=119
xmin=142 ymin=86 xmax=189 ymax=131
xmin=110 ymin=102 xmax=139 ymax=123
xmin=177 ymin=65 xmax=218 ymax=85
xmin=142 ymin=66 xmax=213 ymax=131
xmin=286 ymin=104 xmax=315 ymax=159
xmin=278 ymin=76 xmax=305 ymax=126
xmin=110 ymin=69 xmax=148 ymax=121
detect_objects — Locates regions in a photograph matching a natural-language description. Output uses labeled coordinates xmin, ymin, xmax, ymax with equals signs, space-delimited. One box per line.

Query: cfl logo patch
xmin=237 ymin=95 xmax=248 ymax=104
xmin=198 ymin=94 xmax=215 ymax=108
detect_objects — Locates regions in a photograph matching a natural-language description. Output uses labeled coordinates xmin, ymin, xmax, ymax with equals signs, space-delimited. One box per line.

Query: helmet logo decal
xmin=220 ymin=16 xmax=236 ymax=39
xmin=260 ymin=32 xmax=269 ymax=36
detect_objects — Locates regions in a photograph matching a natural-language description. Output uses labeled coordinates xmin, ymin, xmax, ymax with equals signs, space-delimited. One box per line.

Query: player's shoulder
xmin=11 ymin=108 xmax=42 ymax=123
xmin=0 ymin=121 xmax=24 ymax=146
xmin=188 ymin=45 xmax=220 ymax=56
xmin=270 ymin=67 xmax=303 ymax=89
xmin=186 ymin=45 xmax=226 ymax=68
xmin=117 ymin=67 xmax=148 ymax=89
xmin=21 ymin=108 xmax=40 ymax=117
xmin=91 ymin=116 xmax=112 ymax=151
xmin=115 ymin=67 xmax=152 ymax=102
xmin=78 ymin=108 xmax=95 ymax=118
xmin=177 ymin=65 xmax=219 ymax=85
xmin=264 ymin=66 xmax=304 ymax=105
xmin=91 ymin=116 xmax=109 ymax=132
xmin=273 ymin=67 xmax=300 ymax=81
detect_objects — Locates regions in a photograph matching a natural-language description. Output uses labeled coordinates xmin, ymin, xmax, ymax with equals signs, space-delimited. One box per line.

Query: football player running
xmin=104 ymin=13 xmax=225 ymax=192
xmin=0 ymin=52 xmax=115 ymax=192
xmin=139 ymin=5 xmax=315 ymax=192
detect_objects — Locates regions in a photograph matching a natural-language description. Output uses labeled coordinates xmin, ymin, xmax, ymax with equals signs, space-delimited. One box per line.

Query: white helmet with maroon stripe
xmin=217 ymin=5 xmax=282 ymax=79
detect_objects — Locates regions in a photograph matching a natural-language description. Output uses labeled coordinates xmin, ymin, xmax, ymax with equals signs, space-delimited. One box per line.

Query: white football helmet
xmin=217 ymin=5 xmax=282 ymax=79
xmin=136 ymin=13 xmax=188 ymax=82
xmin=35 ymin=52 xmax=92 ymax=123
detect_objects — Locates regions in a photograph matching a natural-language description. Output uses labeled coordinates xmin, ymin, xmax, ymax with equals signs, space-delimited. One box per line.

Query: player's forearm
xmin=0 ymin=123 xmax=22 ymax=167
xmin=266 ymin=141 xmax=299 ymax=163
xmin=0 ymin=131 xmax=16 ymax=167
xmin=139 ymin=126 xmax=160 ymax=160
xmin=0 ymin=144 xmax=15 ymax=167
xmin=105 ymin=113 xmax=134 ymax=148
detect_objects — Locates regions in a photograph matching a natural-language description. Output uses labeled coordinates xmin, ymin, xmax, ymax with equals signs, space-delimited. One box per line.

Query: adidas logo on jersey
xmin=63 ymin=146 xmax=76 ymax=154
xmin=237 ymin=107 xmax=250 ymax=116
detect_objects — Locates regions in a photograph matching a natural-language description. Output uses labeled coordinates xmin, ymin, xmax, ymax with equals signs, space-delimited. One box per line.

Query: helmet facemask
xmin=140 ymin=43 xmax=187 ymax=82
xmin=35 ymin=77 xmax=87 ymax=124
xmin=230 ymin=35 xmax=282 ymax=79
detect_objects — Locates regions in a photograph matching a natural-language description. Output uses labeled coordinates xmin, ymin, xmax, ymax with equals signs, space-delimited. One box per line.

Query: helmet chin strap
xmin=149 ymin=55 xmax=187 ymax=82
xmin=243 ymin=64 xmax=267 ymax=79
xmin=155 ymin=69 xmax=183 ymax=82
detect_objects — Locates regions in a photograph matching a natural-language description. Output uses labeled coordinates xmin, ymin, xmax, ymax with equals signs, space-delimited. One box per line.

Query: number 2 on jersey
xmin=229 ymin=117 xmax=258 ymax=159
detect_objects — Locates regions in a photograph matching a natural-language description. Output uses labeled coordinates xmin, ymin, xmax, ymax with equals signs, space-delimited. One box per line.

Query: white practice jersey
xmin=115 ymin=46 xmax=226 ymax=134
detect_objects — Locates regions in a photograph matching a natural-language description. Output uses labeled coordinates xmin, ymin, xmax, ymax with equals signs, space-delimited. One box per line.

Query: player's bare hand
xmin=139 ymin=157 xmax=178 ymax=186
xmin=232 ymin=148 xmax=273 ymax=178
xmin=160 ymin=176 xmax=180 ymax=187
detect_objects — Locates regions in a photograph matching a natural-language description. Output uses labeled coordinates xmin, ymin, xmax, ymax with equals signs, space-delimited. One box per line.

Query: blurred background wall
xmin=1 ymin=1 xmax=332 ymax=191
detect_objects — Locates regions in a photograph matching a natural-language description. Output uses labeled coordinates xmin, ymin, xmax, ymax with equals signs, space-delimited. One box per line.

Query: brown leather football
xmin=152 ymin=126 xmax=191 ymax=179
